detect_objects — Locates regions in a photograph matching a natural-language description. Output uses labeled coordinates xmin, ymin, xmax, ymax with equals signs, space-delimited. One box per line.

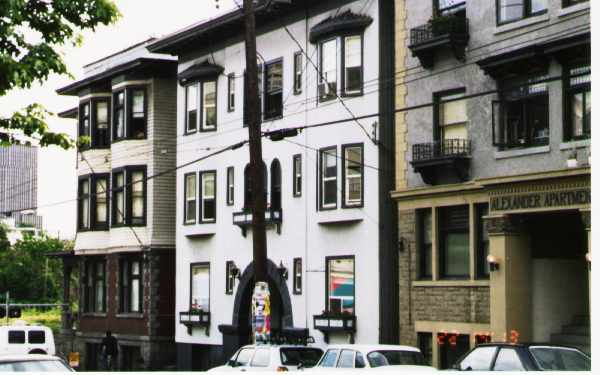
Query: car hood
xmin=371 ymin=365 xmax=438 ymax=371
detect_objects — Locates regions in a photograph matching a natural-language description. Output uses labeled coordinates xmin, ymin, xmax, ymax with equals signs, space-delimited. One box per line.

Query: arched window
xmin=270 ymin=159 xmax=282 ymax=211
xmin=244 ymin=162 xmax=268 ymax=209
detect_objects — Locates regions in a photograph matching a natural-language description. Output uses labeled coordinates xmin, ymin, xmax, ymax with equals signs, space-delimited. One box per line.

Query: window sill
xmin=182 ymin=223 xmax=216 ymax=238
xmin=318 ymin=209 xmax=363 ymax=225
xmin=81 ymin=313 xmax=107 ymax=318
xmin=116 ymin=313 xmax=144 ymax=319
xmin=560 ymin=139 xmax=591 ymax=150
xmin=264 ymin=114 xmax=283 ymax=122
xmin=494 ymin=13 xmax=549 ymax=35
xmin=111 ymin=137 xmax=147 ymax=144
xmin=494 ymin=145 xmax=550 ymax=159
xmin=558 ymin=2 xmax=589 ymax=17
xmin=412 ymin=280 xmax=490 ymax=288
xmin=199 ymin=127 xmax=217 ymax=133
xmin=184 ymin=130 xmax=198 ymax=136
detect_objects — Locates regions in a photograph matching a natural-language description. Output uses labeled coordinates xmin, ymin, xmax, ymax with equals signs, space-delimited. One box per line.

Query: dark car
xmin=453 ymin=343 xmax=590 ymax=371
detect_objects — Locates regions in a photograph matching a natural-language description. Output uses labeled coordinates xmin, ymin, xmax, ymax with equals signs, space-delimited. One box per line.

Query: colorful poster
xmin=252 ymin=281 xmax=271 ymax=343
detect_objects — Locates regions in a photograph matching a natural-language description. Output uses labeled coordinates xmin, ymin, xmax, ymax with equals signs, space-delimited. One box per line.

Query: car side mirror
xmin=297 ymin=361 xmax=305 ymax=370
xmin=228 ymin=359 xmax=238 ymax=368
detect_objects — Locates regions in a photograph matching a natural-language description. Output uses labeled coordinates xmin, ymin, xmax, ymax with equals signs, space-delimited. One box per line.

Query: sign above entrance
xmin=489 ymin=177 xmax=590 ymax=214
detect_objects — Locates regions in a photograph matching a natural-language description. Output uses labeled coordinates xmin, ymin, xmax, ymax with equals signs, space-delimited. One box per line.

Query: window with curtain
xmin=130 ymin=169 xmax=145 ymax=225
xmin=78 ymin=178 xmax=90 ymax=230
xmin=120 ymin=258 xmax=142 ymax=313
xmin=113 ymin=90 xmax=125 ymax=140
xmin=438 ymin=205 xmax=469 ymax=279
xmin=202 ymin=81 xmax=217 ymax=130
xmin=112 ymin=171 xmax=125 ymax=225
xmin=319 ymin=39 xmax=338 ymax=101
xmin=94 ymin=100 xmax=110 ymax=148
xmin=184 ymin=173 xmax=197 ymax=224
xmin=344 ymin=35 xmax=362 ymax=95
xmin=130 ymin=88 xmax=146 ymax=139
xmin=191 ymin=263 xmax=210 ymax=311
xmin=343 ymin=144 xmax=363 ymax=207
xmin=93 ymin=175 xmax=109 ymax=229
xmin=200 ymin=171 xmax=216 ymax=222
xmin=83 ymin=258 xmax=106 ymax=313
xmin=437 ymin=90 xmax=468 ymax=142
xmin=264 ymin=60 xmax=283 ymax=119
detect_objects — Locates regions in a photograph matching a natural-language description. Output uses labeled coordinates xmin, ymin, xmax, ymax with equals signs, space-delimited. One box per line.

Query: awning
xmin=309 ymin=11 xmax=373 ymax=44
xmin=178 ymin=61 xmax=224 ymax=86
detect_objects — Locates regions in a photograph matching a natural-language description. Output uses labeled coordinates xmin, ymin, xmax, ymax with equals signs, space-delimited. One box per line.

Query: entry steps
xmin=550 ymin=315 xmax=590 ymax=356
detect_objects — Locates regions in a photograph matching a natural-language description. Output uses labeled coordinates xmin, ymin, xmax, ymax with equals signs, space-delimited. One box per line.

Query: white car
xmin=0 ymin=322 xmax=55 ymax=356
xmin=208 ymin=344 xmax=324 ymax=372
xmin=0 ymin=354 xmax=74 ymax=372
xmin=312 ymin=344 xmax=437 ymax=371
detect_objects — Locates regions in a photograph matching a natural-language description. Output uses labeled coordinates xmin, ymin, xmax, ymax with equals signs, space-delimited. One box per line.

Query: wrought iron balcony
xmin=409 ymin=15 xmax=469 ymax=69
xmin=411 ymin=139 xmax=471 ymax=185
xmin=313 ymin=313 xmax=357 ymax=344
xmin=232 ymin=207 xmax=282 ymax=237
xmin=180 ymin=310 xmax=211 ymax=335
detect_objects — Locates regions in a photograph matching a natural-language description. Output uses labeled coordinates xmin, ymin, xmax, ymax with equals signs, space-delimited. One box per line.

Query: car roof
xmin=323 ymin=344 xmax=421 ymax=353
xmin=0 ymin=354 xmax=60 ymax=362
xmin=476 ymin=342 xmax=583 ymax=351
xmin=239 ymin=344 xmax=323 ymax=350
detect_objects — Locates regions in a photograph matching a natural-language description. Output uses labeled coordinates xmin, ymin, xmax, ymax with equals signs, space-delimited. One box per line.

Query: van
xmin=0 ymin=321 xmax=55 ymax=356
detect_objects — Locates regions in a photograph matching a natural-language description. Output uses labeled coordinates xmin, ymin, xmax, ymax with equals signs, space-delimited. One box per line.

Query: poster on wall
xmin=252 ymin=282 xmax=271 ymax=343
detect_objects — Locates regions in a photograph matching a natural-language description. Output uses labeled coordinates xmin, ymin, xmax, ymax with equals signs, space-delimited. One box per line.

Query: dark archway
xmin=218 ymin=259 xmax=293 ymax=362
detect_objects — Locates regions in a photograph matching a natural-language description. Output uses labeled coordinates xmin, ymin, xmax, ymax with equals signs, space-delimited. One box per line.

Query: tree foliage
xmin=0 ymin=0 xmax=119 ymax=148
xmin=0 ymin=232 xmax=72 ymax=302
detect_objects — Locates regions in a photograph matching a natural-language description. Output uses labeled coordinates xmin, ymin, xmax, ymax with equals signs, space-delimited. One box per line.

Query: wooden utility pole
xmin=243 ymin=0 xmax=268 ymax=283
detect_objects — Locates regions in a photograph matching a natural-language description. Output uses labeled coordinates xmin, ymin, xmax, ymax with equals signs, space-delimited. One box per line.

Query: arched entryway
xmin=218 ymin=259 xmax=293 ymax=361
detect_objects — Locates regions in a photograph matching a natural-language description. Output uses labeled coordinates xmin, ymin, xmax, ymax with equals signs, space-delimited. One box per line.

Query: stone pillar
xmin=485 ymin=215 xmax=531 ymax=343
xmin=581 ymin=209 xmax=591 ymax=319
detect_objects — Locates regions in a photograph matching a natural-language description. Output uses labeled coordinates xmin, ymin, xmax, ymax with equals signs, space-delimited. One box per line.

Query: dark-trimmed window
xmin=564 ymin=63 xmax=591 ymax=141
xmin=562 ymin=0 xmax=587 ymax=7
xmin=264 ymin=60 xmax=283 ymax=120
xmin=93 ymin=99 xmax=110 ymax=148
xmin=326 ymin=257 xmax=355 ymax=315
xmin=497 ymin=0 xmax=547 ymax=25
xmin=435 ymin=0 xmax=466 ymax=16
xmin=120 ymin=257 xmax=142 ymax=313
xmin=226 ymin=261 xmax=235 ymax=295
xmin=79 ymin=102 xmax=90 ymax=141
xmin=111 ymin=167 xmax=146 ymax=227
xmin=343 ymin=35 xmax=363 ymax=95
xmin=435 ymin=89 xmax=468 ymax=143
xmin=112 ymin=171 xmax=125 ymax=225
xmin=294 ymin=52 xmax=303 ymax=95
xmin=226 ymin=167 xmax=234 ymax=206
xmin=293 ymin=258 xmax=302 ymax=294
xmin=91 ymin=174 xmax=109 ymax=230
xmin=438 ymin=205 xmax=469 ymax=279
xmin=113 ymin=90 xmax=126 ymax=140
xmin=319 ymin=147 xmax=337 ymax=210
xmin=185 ymin=83 xmax=198 ymax=134
xmin=270 ymin=160 xmax=282 ymax=211
xmin=228 ymin=74 xmax=236 ymax=112
xmin=418 ymin=208 xmax=433 ymax=279
xmin=78 ymin=177 xmax=90 ymax=230
xmin=319 ymin=38 xmax=338 ymax=101
xmin=129 ymin=88 xmax=146 ymax=139
xmin=200 ymin=171 xmax=216 ymax=223
xmin=202 ymin=81 xmax=217 ymax=131
xmin=184 ymin=173 xmax=197 ymax=224
xmin=84 ymin=258 xmax=106 ymax=313
xmin=493 ymin=74 xmax=549 ymax=149
xmin=476 ymin=203 xmax=490 ymax=279
xmin=191 ymin=263 xmax=210 ymax=311
xmin=293 ymin=154 xmax=302 ymax=197
xmin=342 ymin=144 xmax=363 ymax=207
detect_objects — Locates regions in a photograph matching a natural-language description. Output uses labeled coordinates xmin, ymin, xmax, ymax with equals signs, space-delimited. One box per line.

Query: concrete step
xmin=572 ymin=315 xmax=590 ymax=326
xmin=562 ymin=325 xmax=590 ymax=336
xmin=551 ymin=333 xmax=591 ymax=346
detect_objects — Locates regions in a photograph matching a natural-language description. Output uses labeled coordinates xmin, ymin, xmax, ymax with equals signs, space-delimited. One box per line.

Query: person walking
xmin=100 ymin=331 xmax=118 ymax=371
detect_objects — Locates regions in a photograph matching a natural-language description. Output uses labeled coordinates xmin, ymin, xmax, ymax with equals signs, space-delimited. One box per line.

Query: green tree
xmin=0 ymin=233 xmax=71 ymax=302
xmin=0 ymin=223 xmax=9 ymax=251
xmin=0 ymin=0 xmax=119 ymax=148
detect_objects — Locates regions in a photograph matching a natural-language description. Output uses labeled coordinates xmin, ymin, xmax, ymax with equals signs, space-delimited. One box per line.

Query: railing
xmin=413 ymin=139 xmax=471 ymax=162
xmin=180 ymin=310 xmax=211 ymax=335
xmin=232 ymin=208 xmax=282 ymax=236
xmin=313 ymin=313 xmax=357 ymax=344
xmin=410 ymin=15 xmax=469 ymax=46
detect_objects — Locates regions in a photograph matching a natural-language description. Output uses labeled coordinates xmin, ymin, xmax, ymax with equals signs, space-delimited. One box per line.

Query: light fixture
xmin=230 ymin=262 xmax=241 ymax=280
xmin=487 ymin=254 xmax=500 ymax=272
xmin=278 ymin=261 xmax=288 ymax=280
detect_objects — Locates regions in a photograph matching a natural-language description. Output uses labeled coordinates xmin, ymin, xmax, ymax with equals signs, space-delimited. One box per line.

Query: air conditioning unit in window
xmin=318 ymin=82 xmax=327 ymax=98
xmin=318 ymin=82 xmax=336 ymax=99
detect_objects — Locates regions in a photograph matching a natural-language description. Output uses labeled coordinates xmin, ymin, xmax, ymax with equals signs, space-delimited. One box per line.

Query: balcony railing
xmin=409 ymin=15 xmax=469 ymax=69
xmin=313 ymin=313 xmax=357 ymax=344
xmin=411 ymin=139 xmax=472 ymax=185
xmin=180 ymin=310 xmax=211 ymax=335
xmin=232 ymin=208 xmax=282 ymax=236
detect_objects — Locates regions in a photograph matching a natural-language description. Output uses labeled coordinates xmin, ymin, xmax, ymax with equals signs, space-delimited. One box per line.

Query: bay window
xmin=342 ymin=144 xmax=363 ymax=207
xmin=185 ymin=83 xmax=198 ymax=133
xmin=112 ymin=171 xmax=125 ymax=225
xmin=112 ymin=166 xmax=146 ymax=227
xmin=191 ymin=263 xmax=210 ymax=311
xmin=343 ymin=35 xmax=363 ymax=95
xmin=564 ymin=63 xmax=591 ymax=141
xmin=79 ymin=102 xmax=90 ymax=140
xmin=326 ymin=257 xmax=355 ymax=315
xmin=226 ymin=167 xmax=234 ymax=206
xmin=84 ymin=258 xmax=106 ymax=313
xmin=93 ymin=100 xmax=110 ymax=148
xmin=200 ymin=171 xmax=216 ymax=223
xmin=113 ymin=87 xmax=147 ymax=141
xmin=319 ymin=147 xmax=338 ymax=209
xmin=497 ymin=0 xmax=547 ymax=25
xmin=129 ymin=169 xmax=145 ymax=225
xmin=78 ymin=178 xmax=90 ymax=230
xmin=293 ymin=154 xmax=302 ymax=197
xmin=129 ymin=88 xmax=146 ymax=139
xmin=184 ymin=173 xmax=197 ymax=224
xmin=120 ymin=257 xmax=142 ymax=313
xmin=113 ymin=90 xmax=126 ymax=140
xmin=264 ymin=60 xmax=283 ymax=119
xmin=92 ymin=175 xmax=109 ymax=229
xmin=319 ymin=39 xmax=338 ymax=101
xmin=438 ymin=205 xmax=469 ymax=279
xmin=202 ymin=81 xmax=217 ymax=131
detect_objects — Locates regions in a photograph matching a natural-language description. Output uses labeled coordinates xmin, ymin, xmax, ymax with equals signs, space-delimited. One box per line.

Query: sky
xmin=0 ymin=0 xmax=237 ymax=239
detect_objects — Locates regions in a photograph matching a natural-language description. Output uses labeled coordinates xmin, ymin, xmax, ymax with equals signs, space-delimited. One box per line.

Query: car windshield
xmin=530 ymin=346 xmax=591 ymax=371
xmin=367 ymin=350 xmax=426 ymax=367
xmin=0 ymin=360 xmax=72 ymax=372
xmin=280 ymin=348 xmax=323 ymax=368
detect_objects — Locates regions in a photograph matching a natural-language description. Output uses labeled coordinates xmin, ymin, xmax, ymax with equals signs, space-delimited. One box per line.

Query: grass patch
xmin=7 ymin=308 xmax=62 ymax=334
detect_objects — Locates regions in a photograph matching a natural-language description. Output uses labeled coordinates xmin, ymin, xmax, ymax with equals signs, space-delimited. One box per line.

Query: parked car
xmin=313 ymin=344 xmax=436 ymax=371
xmin=0 ymin=322 xmax=55 ymax=356
xmin=208 ymin=344 xmax=324 ymax=372
xmin=453 ymin=343 xmax=591 ymax=371
xmin=0 ymin=354 xmax=74 ymax=372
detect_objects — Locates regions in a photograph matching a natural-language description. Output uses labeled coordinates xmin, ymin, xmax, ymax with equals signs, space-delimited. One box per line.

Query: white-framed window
xmin=191 ymin=263 xmax=210 ymax=311
xmin=228 ymin=74 xmax=236 ymax=112
xmin=184 ymin=173 xmax=197 ymax=224
xmin=293 ymin=154 xmax=302 ymax=197
xmin=319 ymin=38 xmax=338 ymax=101
xmin=202 ymin=81 xmax=217 ymax=131
xmin=344 ymin=35 xmax=363 ymax=95
xmin=200 ymin=171 xmax=216 ymax=222
xmin=320 ymin=147 xmax=337 ymax=209
xmin=186 ymin=83 xmax=198 ymax=133
xmin=343 ymin=144 xmax=363 ymax=207
xmin=226 ymin=167 xmax=234 ymax=206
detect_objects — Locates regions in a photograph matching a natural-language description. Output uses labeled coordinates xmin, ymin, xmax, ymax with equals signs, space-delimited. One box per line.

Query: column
xmin=580 ymin=209 xmax=591 ymax=319
xmin=485 ymin=215 xmax=532 ymax=343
